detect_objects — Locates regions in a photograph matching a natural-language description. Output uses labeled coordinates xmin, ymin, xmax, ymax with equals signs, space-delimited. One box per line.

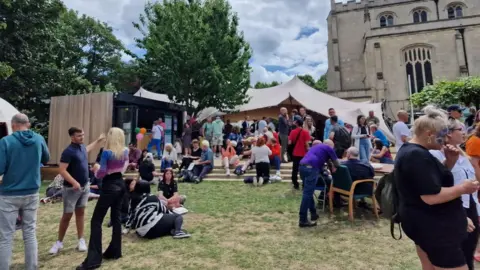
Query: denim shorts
xmin=63 ymin=184 xmax=89 ymax=213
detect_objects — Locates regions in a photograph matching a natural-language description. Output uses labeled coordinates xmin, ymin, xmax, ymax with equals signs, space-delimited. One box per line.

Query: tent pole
xmin=408 ymin=75 xmax=415 ymax=125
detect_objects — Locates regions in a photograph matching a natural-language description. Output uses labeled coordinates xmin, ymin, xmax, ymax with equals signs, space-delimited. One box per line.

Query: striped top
xmin=126 ymin=194 xmax=169 ymax=237
xmin=95 ymin=148 xmax=129 ymax=179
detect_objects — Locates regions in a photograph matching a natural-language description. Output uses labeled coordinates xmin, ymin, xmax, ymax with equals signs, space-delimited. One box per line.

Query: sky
xmin=62 ymin=0 xmax=334 ymax=85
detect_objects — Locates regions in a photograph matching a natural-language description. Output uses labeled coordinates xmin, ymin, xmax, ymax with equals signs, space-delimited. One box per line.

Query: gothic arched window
xmin=379 ymin=14 xmax=394 ymax=27
xmin=403 ymin=46 xmax=434 ymax=93
xmin=447 ymin=4 xmax=464 ymax=19
xmin=413 ymin=9 xmax=428 ymax=23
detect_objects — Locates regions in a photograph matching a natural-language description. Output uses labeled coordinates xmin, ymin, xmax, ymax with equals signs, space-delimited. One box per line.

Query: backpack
xmin=375 ymin=171 xmax=402 ymax=240
xmin=234 ymin=165 xmax=244 ymax=176
xmin=333 ymin=126 xmax=351 ymax=149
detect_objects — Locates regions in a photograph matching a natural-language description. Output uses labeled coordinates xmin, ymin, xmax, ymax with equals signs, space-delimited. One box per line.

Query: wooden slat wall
xmin=47 ymin=92 xmax=113 ymax=164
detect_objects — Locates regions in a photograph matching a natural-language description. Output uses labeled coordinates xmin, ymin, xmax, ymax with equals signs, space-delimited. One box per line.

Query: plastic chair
xmin=328 ymin=165 xmax=379 ymax=221
xmin=314 ymin=175 xmax=328 ymax=212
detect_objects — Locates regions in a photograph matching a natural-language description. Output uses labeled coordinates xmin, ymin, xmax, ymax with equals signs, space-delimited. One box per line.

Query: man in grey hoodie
xmin=0 ymin=113 xmax=50 ymax=270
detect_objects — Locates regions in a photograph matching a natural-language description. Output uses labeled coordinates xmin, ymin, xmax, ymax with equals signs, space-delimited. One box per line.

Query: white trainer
xmin=226 ymin=169 xmax=230 ymax=176
xmin=258 ymin=177 xmax=264 ymax=186
xmin=49 ymin=241 xmax=63 ymax=255
xmin=77 ymin=238 xmax=87 ymax=252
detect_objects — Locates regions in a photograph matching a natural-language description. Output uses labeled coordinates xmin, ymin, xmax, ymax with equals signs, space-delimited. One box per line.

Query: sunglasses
xmin=449 ymin=128 xmax=463 ymax=132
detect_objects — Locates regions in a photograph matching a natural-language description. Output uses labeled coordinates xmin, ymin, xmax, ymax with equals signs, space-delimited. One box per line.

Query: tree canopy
xmin=0 ymin=0 xmax=129 ymax=136
xmin=254 ymin=81 xmax=280 ymax=89
xmin=253 ymin=73 xmax=327 ymax=92
xmin=135 ymin=0 xmax=252 ymax=113
xmin=411 ymin=77 xmax=480 ymax=108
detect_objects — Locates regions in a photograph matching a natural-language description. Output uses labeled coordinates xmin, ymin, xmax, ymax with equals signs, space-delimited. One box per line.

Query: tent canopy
xmin=209 ymin=76 xmax=394 ymax=141
xmin=0 ymin=98 xmax=20 ymax=134
xmin=133 ymin=77 xmax=394 ymax=141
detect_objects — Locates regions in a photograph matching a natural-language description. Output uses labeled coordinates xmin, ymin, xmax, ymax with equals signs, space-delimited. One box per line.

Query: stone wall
xmin=327 ymin=0 xmax=480 ymax=119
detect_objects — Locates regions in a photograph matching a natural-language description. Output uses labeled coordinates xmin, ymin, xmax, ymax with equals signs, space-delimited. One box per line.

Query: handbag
xmin=287 ymin=128 xmax=303 ymax=157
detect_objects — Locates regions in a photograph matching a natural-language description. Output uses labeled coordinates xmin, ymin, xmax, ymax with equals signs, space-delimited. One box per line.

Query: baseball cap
xmin=447 ymin=105 xmax=464 ymax=112
xmin=294 ymin=118 xmax=304 ymax=126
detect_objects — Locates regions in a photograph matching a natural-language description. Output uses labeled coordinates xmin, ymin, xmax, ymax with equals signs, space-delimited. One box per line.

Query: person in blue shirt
xmin=192 ymin=140 xmax=214 ymax=183
xmin=323 ymin=108 xmax=345 ymax=141
xmin=370 ymin=124 xmax=389 ymax=148
xmin=228 ymin=126 xmax=243 ymax=155
xmin=0 ymin=113 xmax=50 ymax=270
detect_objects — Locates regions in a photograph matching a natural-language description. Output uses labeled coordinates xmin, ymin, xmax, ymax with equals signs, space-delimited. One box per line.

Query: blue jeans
xmin=193 ymin=164 xmax=213 ymax=180
xmin=161 ymin=159 xmax=173 ymax=170
xmin=359 ymin=138 xmax=371 ymax=162
xmin=299 ymin=165 xmax=319 ymax=223
xmin=147 ymin=138 xmax=162 ymax=157
xmin=0 ymin=194 xmax=39 ymax=270
xmin=379 ymin=157 xmax=395 ymax=164
xmin=270 ymin=156 xmax=281 ymax=171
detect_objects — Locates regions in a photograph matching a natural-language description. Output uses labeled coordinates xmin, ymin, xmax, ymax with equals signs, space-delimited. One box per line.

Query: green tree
xmin=56 ymin=10 xmax=129 ymax=92
xmin=314 ymin=73 xmax=327 ymax=92
xmin=411 ymin=77 xmax=480 ymax=108
xmin=0 ymin=0 xmax=70 ymax=124
xmin=254 ymin=81 xmax=280 ymax=89
xmin=135 ymin=0 xmax=252 ymax=112
xmin=0 ymin=0 xmax=127 ymax=137
xmin=298 ymin=74 xmax=315 ymax=88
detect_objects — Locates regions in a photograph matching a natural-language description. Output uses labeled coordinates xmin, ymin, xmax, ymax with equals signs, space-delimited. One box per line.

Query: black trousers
xmin=144 ymin=214 xmax=183 ymax=239
xmin=463 ymin=195 xmax=479 ymax=270
xmin=179 ymin=157 xmax=194 ymax=171
xmin=255 ymin=162 xmax=270 ymax=183
xmin=291 ymin=156 xmax=303 ymax=188
xmin=83 ymin=173 xmax=126 ymax=267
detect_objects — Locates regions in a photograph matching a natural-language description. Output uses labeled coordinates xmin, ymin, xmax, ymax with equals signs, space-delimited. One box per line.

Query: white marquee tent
xmin=134 ymin=77 xmax=394 ymax=141
xmin=0 ymin=97 xmax=20 ymax=134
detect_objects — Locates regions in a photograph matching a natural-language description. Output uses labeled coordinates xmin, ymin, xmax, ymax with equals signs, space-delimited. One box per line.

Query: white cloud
xmin=62 ymin=0 xmax=332 ymax=85
xmin=250 ymin=64 xmax=293 ymax=85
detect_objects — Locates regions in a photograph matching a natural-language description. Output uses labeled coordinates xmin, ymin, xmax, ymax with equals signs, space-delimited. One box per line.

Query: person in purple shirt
xmin=298 ymin=140 xmax=340 ymax=227
xmin=78 ymin=128 xmax=129 ymax=270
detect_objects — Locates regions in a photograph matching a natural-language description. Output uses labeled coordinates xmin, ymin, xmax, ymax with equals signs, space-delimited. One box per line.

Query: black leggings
xmin=463 ymin=195 xmax=479 ymax=270
xmin=144 ymin=214 xmax=184 ymax=239
xmin=255 ymin=162 xmax=270 ymax=183
xmin=179 ymin=157 xmax=194 ymax=171
xmin=83 ymin=173 xmax=126 ymax=267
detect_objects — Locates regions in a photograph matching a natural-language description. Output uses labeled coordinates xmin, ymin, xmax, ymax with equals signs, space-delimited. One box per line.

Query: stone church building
xmin=326 ymin=0 xmax=480 ymax=118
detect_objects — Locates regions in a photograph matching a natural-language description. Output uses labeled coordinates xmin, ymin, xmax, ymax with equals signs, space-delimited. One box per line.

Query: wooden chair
xmin=328 ymin=165 xmax=379 ymax=221
xmin=314 ymin=175 xmax=328 ymax=212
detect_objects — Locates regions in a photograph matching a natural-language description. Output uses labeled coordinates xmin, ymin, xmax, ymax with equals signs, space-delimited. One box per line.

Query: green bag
xmin=375 ymin=172 xmax=402 ymax=240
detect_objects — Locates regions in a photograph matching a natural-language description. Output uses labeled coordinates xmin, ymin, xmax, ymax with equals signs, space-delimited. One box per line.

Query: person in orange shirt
xmin=268 ymin=137 xmax=282 ymax=181
xmin=465 ymin=124 xmax=480 ymax=262
xmin=222 ymin=140 xmax=239 ymax=176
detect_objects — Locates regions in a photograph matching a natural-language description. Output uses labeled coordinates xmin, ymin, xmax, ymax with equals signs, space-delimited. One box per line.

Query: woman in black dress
xmin=395 ymin=106 xmax=480 ymax=270
xmin=178 ymin=139 xmax=202 ymax=171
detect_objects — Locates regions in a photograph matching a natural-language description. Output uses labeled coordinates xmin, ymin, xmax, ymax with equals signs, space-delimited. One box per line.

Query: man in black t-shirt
xmin=49 ymin=127 xmax=105 ymax=255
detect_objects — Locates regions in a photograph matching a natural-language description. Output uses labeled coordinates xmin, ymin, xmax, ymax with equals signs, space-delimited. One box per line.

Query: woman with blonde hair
xmin=395 ymin=106 xmax=480 ymax=270
xmin=430 ymin=118 xmax=480 ymax=270
xmin=161 ymin=143 xmax=178 ymax=171
xmin=77 ymin=128 xmax=129 ymax=270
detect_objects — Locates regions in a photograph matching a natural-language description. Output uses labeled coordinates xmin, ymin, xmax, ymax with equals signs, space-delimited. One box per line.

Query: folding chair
xmin=329 ymin=165 xmax=379 ymax=221
xmin=314 ymin=174 xmax=328 ymax=212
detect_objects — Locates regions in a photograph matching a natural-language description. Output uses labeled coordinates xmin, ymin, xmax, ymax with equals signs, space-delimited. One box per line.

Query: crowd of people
xmin=5 ymin=101 xmax=480 ymax=270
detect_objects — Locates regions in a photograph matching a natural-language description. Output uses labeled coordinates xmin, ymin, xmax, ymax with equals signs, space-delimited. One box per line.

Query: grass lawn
xmin=9 ymin=182 xmax=421 ymax=270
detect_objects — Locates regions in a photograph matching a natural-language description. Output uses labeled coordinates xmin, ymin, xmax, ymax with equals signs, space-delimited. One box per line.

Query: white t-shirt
xmin=392 ymin=121 xmax=410 ymax=151
xmin=152 ymin=125 xmax=163 ymax=140
xmin=251 ymin=145 xmax=272 ymax=164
